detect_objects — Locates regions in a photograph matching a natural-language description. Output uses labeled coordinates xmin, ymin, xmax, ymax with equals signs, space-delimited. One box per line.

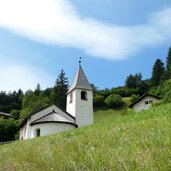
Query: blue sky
xmin=0 ymin=0 xmax=171 ymax=91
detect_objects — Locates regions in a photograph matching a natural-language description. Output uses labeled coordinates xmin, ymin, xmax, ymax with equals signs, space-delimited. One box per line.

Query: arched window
xmin=81 ymin=91 xmax=87 ymax=100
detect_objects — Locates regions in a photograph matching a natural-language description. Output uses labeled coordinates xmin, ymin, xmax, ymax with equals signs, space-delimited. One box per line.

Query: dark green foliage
xmin=10 ymin=110 xmax=20 ymax=120
xmin=20 ymin=90 xmax=50 ymax=119
xmin=161 ymin=79 xmax=171 ymax=103
xmin=125 ymin=73 xmax=142 ymax=89
xmin=136 ymin=79 xmax=150 ymax=95
xmin=149 ymin=78 xmax=171 ymax=103
xmin=149 ymin=87 xmax=161 ymax=97
xmin=0 ymin=118 xmax=19 ymax=142
xmin=43 ymin=87 xmax=53 ymax=98
xmin=151 ymin=59 xmax=164 ymax=86
xmin=124 ymin=73 xmax=150 ymax=96
xmin=50 ymin=70 xmax=69 ymax=109
xmin=160 ymin=70 xmax=170 ymax=83
xmin=34 ymin=83 xmax=41 ymax=96
xmin=0 ymin=89 xmax=23 ymax=113
xmin=105 ymin=94 xmax=125 ymax=108
xmin=166 ymin=47 xmax=171 ymax=78
xmin=112 ymin=86 xmax=137 ymax=97
xmin=93 ymin=94 xmax=105 ymax=107
xmin=130 ymin=94 xmax=139 ymax=102
xmin=112 ymin=81 xmax=150 ymax=97
xmin=98 ymin=88 xmax=112 ymax=99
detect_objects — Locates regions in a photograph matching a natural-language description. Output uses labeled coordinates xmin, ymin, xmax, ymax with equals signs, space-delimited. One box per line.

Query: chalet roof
xmin=20 ymin=104 xmax=76 ymax=128
xmin=30 ymin=111 xmax=73 ymax=125
xmin=67 ymin=65 xmax=93 ymax=94
xmin=128 ymin=93 xmax=162 ymax=108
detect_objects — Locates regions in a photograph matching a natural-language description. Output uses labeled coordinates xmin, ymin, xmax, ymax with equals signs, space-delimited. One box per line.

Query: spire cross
xmin=79 ymin=57 xmax=82 ymax=65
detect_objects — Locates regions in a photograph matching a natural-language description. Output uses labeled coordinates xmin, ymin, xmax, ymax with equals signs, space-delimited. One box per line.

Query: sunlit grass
xmin=94 ymin=106 xmax=121 ymax=123
xmin=0 ymin=103 xmax=171 ymax=171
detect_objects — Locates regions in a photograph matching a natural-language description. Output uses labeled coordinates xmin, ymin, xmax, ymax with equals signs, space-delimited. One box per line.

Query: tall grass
xmin=0 ymin=103 xmax=171 ymax=171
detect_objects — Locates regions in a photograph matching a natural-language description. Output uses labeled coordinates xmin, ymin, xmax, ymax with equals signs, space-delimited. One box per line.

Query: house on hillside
xmin=128 ymin=93 xmax=161 ymax=112
xmin=0 ymin=112 xmax=13 ymax=119
xmin=20 ymin=64 xmax=94 ymax=140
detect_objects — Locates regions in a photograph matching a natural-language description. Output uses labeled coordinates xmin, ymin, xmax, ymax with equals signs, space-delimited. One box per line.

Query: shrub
xmin=130 ymin=94 xmax=139 ymax=102
xmin=162 ymin=79 xmax=171 ymax=103
xmin=10 ymin=110 xmax=20 ymax=120
xmin=149 ymin=86 xmax=161 ymax=97
xmin=105 ymin=94 xmax=125 ymax=108
xmin=0 ymin=118 xmax=19 ymax=142
xmin=93 ymin=94 xmax=105 ymax=107
xmin=112 ymin=87 xmax=137 ymax=97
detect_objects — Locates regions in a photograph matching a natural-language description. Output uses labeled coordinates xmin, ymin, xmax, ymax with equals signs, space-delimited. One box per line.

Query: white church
xmin=20 ymin=65 xmax=94 ymax=140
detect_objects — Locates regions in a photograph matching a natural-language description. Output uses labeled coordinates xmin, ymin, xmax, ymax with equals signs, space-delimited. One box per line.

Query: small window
xmin=149 ymin=100 xmax=153 ymax=104
xmin=70 ymin=92 xmax=73 ymax=103
xmin=35 ymin=128 xmax=40 ymax=137
xmin=81 ymin=91 xmax=87 ymax=100
xmin=145 ymin=101 xmax=149 ymax=105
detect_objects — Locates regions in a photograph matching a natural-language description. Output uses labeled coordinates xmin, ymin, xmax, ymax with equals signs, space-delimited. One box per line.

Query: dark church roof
xmin=67 ymin=65 xmax=93 ymax=94
xmin=20 ymin=104 xmax=76 ymax=128
xmin=30 ymin=111 xmax=75 ymax=126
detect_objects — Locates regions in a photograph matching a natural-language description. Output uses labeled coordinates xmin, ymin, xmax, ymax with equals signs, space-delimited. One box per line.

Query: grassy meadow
xmin=0 ymin=102 xmax=171 ymax=171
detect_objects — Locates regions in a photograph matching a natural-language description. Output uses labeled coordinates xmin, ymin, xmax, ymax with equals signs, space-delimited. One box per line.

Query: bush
xmin=0 ymin=118 xmax=19 ymax=142
xmin=105 ymin=94 xmax=125 ymax=109
xmin=130 ymin=94 xmax=139 ymax=102
xmin=93 ymin=94 xmax=105 ymax=107
xmin=111 ymin=87 xmax=137 ymax=97
xmin=10 ymin=110 xmax=20 ymax=120
xmin=149 ymin=86 xmax=161 ymax=97
xmin=162 ymin=79 xmax=171 ymax=103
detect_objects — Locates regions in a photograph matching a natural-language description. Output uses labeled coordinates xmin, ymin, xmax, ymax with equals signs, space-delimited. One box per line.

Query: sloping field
xmin=0 ymin=104 xmax=171 ymax=171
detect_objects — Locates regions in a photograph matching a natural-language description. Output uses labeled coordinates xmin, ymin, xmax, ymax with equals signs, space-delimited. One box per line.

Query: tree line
xmin=93 ymin=47 xmax=171 ymax=107
xmin=0 ymin=70 xmax=69 ymax=142
xmin=0 ymin=47 xmax=171 ymax=142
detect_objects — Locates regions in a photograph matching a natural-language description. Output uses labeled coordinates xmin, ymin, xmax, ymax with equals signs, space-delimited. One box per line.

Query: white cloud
xmin=0 ymin=64 xmax=53 ymax=92
xmin=0 ymin=0 xmax=171 ymax=60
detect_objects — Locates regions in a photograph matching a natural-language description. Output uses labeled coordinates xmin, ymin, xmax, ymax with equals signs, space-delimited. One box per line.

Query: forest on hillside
xmin=0 ymin=47 xmax=171 ymax=142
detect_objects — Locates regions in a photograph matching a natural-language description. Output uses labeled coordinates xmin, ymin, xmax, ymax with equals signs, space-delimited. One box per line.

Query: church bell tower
xmin=66 ymin=64 xmax=93 ymax=127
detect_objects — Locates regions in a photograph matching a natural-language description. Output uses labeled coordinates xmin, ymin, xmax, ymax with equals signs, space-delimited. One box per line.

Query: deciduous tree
xmin=125 ymin=73 xmax=142 ymax=89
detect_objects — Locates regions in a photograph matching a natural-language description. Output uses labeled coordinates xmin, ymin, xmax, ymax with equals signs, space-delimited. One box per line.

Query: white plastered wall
xmin=75 ymin=89 xmax=93 ymax=127
xmin=66 ymin=90 xmax=76 ymax=117
xmin=20 ymin=118 xmax=31 ymax=140
xmin=133 ymin=96 xmax=159 ymax=112
xmin=30 ymin=123 xmax=75 ymax=138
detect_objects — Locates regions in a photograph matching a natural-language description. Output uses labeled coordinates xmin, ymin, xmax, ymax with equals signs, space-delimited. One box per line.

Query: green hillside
xmin=0 ymin=104 xmax=171 ymax=171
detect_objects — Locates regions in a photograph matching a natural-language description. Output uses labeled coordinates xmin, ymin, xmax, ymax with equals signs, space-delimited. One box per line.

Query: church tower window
xmin=81 ymin=91 xmax=87 ymax=100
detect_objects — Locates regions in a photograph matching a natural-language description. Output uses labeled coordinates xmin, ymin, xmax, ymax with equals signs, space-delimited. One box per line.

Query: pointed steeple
xmin=67 ymin=65 xmax=93 ymax=94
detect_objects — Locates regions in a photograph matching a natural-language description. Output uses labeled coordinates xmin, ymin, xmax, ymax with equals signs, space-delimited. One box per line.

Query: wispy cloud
xmin=0 ymin=63 xmax=53 ymax=92
xmin=0 ymin=0 xmax=171 ymax=60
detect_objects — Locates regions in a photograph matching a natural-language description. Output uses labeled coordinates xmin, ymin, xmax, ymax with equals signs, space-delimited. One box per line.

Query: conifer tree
xmin=166 ymin=47 xmax=171 ymax=78
xmin=151 ymin=59 xmax=164 ymax=86
xmin=50 ymin=69 xmax=69 ymax=109
xmin=34 ymin=83 xmax=41 ymax=96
